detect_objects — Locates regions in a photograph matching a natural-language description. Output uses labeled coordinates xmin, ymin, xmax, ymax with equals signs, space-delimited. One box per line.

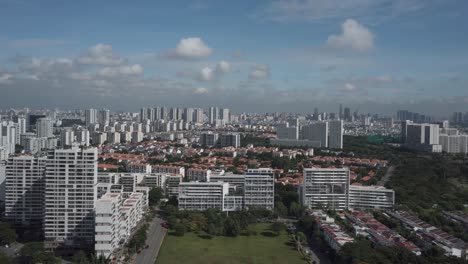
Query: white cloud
xmin=327 ymin=19 xmax=374 ymax=51
xmin=0 ymin=73 xmax=13 ymax=84
xmin=198 ymin=67 xmax=215 ymax=81
xmin=249 ymin=65 xmax=270 ymax=79
xmin=215 ymin=60 xmax=230 ymax=74
xmin=193 ymin=87 xmax=209 ymax=94
xmin=77 ymin=44 xmax=123 ymax=65
xmin=197 ymin=61 xmax=231 ymax=82
xmin=98 ymin=64 xmax=143 ymax=77
xmin=341 ymin=83 xmax=357 ymax=91
xmin=256 ymin=0 xmax=439 ymax=23
xmin=164 ymin=37 xmax=213 ymax=60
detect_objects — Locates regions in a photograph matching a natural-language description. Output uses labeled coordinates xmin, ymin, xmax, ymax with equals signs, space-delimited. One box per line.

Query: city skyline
xmin=1 ymin=1 xmax=468 ymax=114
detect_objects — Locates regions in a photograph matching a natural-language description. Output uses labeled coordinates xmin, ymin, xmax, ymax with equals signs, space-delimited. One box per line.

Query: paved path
xmin=377 ymin=165 xmax=395 ymax=186
xmin=133 ymin=213 xmax=167 ymax=264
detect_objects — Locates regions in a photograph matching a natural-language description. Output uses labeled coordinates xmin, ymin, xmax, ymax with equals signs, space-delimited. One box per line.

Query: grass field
xmin=156 ymin=223 xmax=307 ymax=264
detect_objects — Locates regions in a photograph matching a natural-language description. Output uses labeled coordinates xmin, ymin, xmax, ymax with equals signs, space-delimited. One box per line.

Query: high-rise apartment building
xmin=208 ymin=107 xmax=219 ymax=125
xmin=403 ymin=121 xmax=441 ymax=152
xmin=276 ymin=122 xmax=299 ymax=140
xmin=60 ymin=129 xmax=74 ymax=148
xmin=183 ymin=108 xmax=194 ymax=123
xmin=98 ymin=109 xmax=110 ymax=125
xmin=302 ymin=122 xmax=328 ymax=147
xmin=243 ymin=174 xmax=274 ymax=210
xmin=193 ymin=108 xmax=204 ymax=123
xmin=0 ymin=121 xmax=17 ymax=155
xmin=85 ymin=109 xmax=97 ymax=126
xmin=36 ymin=117 xmax=53 ymax=138
xmin=220 ymin=108 xmax=230 ymax=124
xmin=348 ymin=185 xmax=394 ymax=211
xmin=302 ymin=168 xmax=349 ymax=211
xmin=18 ymin=116 xmax=27 ymax=135
xmin=218 ymin=133 xmax=241 ymax=148
xmin=44 ymin=146 xmax=98 ymax=249
xmin=328 ymin=120 xmax=343 ymax=149
xmin=5 ymin=156 xmax=47 ymax=226
xmin=200 ymin=132 xmax=219 ymax=147
xmin=178 ymin=182 xmax=229 ymax=211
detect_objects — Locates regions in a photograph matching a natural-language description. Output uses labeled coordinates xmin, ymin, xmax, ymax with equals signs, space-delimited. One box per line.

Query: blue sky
xmin=0 ymin=0 xmax=467 ymax=116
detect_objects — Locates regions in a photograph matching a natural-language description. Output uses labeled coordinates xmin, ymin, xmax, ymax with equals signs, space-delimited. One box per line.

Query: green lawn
xmin=156 ymin=223 xmax=307 ymax=264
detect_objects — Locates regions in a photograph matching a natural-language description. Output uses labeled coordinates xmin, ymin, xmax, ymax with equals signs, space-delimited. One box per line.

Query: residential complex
xmin=302 ymin=168 xmax=350 ymax=211
xmin=274 ymin=120 xmax=343 ymax=149
xmin=178 ymin=173 xmax=274 ymax=211
xmin=348 ymin=185 xmax=395 ymax=211
xmin=4 ymin=156 xmax=47 ymax=226
xmin=301 ymin=167 xmax=394 ymax=211
xmin=44 ymin=147 xmax=98 ymax=249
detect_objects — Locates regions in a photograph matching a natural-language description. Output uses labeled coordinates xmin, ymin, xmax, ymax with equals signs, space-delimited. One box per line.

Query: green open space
xmin=156 ymin=223 xmax=307 ymax=264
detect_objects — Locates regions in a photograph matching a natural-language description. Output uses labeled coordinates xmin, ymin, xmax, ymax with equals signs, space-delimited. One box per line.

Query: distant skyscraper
xmin=328 ymin=120 xmax=343 ymax=149
xmin=85 ymin=109 xmax=97 ymax=126
xmin=60 ymin=129 xmax=74 ymax=147
xmin=140 ymin=108 xmax=148 ymax=122
xmin=193 ymin=108 xmax=204 ymax=123
xmin=152 ymin=107 xmax=159 ymax=120
xmin=18 ymin=116 xmax=26 ymax=135
xmin=302 ymin=122 xmax=328 ymax=148
xmin=184 ymin=108 xmax=194 ymax=123
xmin=208 ymin=107 xmax=218 ymax=124
xmin=339 ymin=104 xmax=343 ymax=119
xmin=36 ymin=118 xmax=53 ymax=138
xmin=220 ymin=108 xmax=230 ymax=124
xmin=276 ymin=123 xmax=299 ymax=140
xmin=344 ymin=107 xmax=351 ymax=121
xmin=98 ymin=109 xmax=110 ymax=125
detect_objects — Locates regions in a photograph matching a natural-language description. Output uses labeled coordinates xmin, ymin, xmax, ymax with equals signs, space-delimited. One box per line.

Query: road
xmin=133 ymin=212 xmax=167 ymax=264
xmin=377 ymin=165 xmax=395 ymax=186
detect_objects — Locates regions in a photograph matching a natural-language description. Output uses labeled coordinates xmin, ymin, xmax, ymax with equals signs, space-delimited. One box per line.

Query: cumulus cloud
xmin=327 ymin=19 xmax=374 ymax=51
xmin=215 ymin=60 xmax=230 ymax=74
xmin=249 ymin=65 xmax=270 ymax=79
xmin=98 ymin=64 xmax=143 ymax=77
xmin=193 ymin=87 xmax=209 ymax=94
xmin=198 ymin=67 xmax=215 ymax=81
xmin=163 ymin=37 xmax=213 ymax=60
xmin=77 ymin=44 xmax=124 ymax=65
xmin=196 ymin=61 xmax=231 ymax=82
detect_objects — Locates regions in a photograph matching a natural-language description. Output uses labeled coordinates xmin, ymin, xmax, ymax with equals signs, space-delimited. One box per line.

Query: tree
xmin=71 ymin=250 xmax=89 ymax=264
xmin=275 ymin=201 xmax=288 ymax=217
xmin=148 ymin=187 xmax=164 ymax=206
xmin=224 ymin=217 xmax=241 ymax=237
xmin=174 ymin=223 xmax=186 ymax=236
xmin=20 ymin=242 xmax=45 ymax=258
xmin=271 ymin=222 xmax=285 ymax=235
xmin=289 ymin=202 xmax=304 ymax=218
xmin=0 ymin=222 xmax=16 ymax=244
xmin=33 ymin=252 xmax=60 ymax=264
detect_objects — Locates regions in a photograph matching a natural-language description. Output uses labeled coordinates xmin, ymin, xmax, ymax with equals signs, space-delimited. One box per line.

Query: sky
xmin=0 ymin=0 xmax=467 ymax=116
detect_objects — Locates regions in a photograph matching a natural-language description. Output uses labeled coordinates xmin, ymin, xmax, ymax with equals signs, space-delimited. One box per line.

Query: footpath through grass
xmin=156 ymin=223 xmax=307 ymax=264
